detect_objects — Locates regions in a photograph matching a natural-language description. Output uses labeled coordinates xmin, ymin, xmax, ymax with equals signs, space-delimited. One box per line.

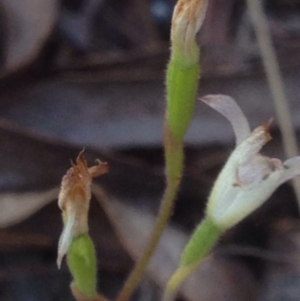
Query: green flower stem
xmin=164 ymin=123 xmax=184 ymax=182
xmin=115 ymin=126 xmax=183 ymax=301
xmin=180 ymin=216 xmax=221 ymax=267
xmin=162 ymin=264 xmax=199 ymax=301
xmin=167 ymin=48 xmax=200 ymax=140
xmin=162 ymin=217 xmax=222 ymax=301
xmin=67 ymin=234 xmax=97 ymax=300
xmin=115 ymin=13 xmax=201 ymax=301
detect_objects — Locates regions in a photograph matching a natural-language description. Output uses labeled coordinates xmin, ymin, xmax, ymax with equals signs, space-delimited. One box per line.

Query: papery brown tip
xmin=75 ymin=150 xmax=109 ymax=178
xmin=88 ymin=160 xmax=109 ymax=178
xmin=58 ymin=150 xmax=108 ymax=211
xmin=77 ymin=149 xmax=86 ymax=161
xmin=173 ymin=0 xmax=207 ymax=27
xmin=75 ymin=150 xmax=89 ymax=171
xmin=173 ymin=0 xmax=189 ymax=20
xmin=262 ymin=118 xmax=273 ymax=142
xmin=190 ymin=0 xmax=207 ymax=27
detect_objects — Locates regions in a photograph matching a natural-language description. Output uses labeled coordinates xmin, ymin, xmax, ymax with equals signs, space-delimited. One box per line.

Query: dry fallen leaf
xmin=1 ymin=0 xmax=58 ymax=75
xmin=93 ymin=186 xmax=257 ymax=301
xmin=0 ymin=188 xmax=58 ymax=228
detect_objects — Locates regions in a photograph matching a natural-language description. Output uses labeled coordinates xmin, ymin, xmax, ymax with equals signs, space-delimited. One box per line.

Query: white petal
xmin=57 ymin=207 xmax=76 ymax=268
xmin=206 ymin=125 xmax=271 ymax=220
xmin=237 ymin=155 xmax=277 ymax=189
xmin=231 ymin=124 xmax=271 ymax=166
xmin=200 ymin=95 xmax=251 ymax=145
xmin=280 ymin=157 xmax=300 ymax=185
xmin=215 ymin=170 xmax=282 ymax=230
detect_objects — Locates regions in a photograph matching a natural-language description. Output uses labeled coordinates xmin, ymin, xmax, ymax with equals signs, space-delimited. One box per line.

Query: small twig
xmin=246 ymin=0 xmax=300 ymax=206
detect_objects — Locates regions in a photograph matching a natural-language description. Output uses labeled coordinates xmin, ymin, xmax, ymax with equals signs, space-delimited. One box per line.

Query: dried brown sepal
xmin=58 ymin=150 xmax=108 ymax=214
xmin=58 ymin=150 xmax=91 ymax=213
xmin=171 ymin=0 xmax=208 ymax=60
xmin=173 ymin=0 xmax=207 ymax=28
xmin=70 ymin=283 xmax=108 ymax=301
xmin=57 ymin=150 xmax=109 ymax=268
xmin=262 ymin=118 xmax=274 ymax=143
xmin=89 ymin=159 xmax=109 ymax=178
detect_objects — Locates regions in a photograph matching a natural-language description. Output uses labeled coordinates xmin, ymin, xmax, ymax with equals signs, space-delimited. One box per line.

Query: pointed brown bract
xmin=262 ymin=118 xmax=273 ymax=143
xmin=57 ymin=150 xmax=109 ymax=268
xmin=58 ymin=150 xmax=109 ymax=213
xmin=89 ymin=159 xmax=109 ymax=178
xmin=171 ymin=0 xmax=208 ymax=61
xmin=59 ymin=151 xmax=90 ymax=212
xmin=173 ymin=0 xmax=207 ymax=27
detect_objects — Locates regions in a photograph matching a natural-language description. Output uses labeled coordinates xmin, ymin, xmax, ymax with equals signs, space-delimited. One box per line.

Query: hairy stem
xmin=162 ymin=217 xmax=221 ymax=301
xmin=115 ymin=124 xmax=183 ymax=301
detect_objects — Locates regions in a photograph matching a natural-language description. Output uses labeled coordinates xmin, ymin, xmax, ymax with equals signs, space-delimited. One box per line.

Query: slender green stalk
xmin=115 ymin=38 xmax=199 ymax=301
xmin=115 ymin=39 xmax=199 ymax=301
xmin=180 ymin=217 xmax=221 ymax=266
xmin=162 ymin=264 xmax=199 ymax=301
xmin=163 ymin=217 xmax=221 ymax=300
xmin=114 ymin=183 xmax=180 ymax=301
xmin=115 ymin=1 xmax=208 ymax=300
xmin=116 ymin=69 xmax=198 ymax=301
xmin=115 ymin=125 xmax=184 ymax=301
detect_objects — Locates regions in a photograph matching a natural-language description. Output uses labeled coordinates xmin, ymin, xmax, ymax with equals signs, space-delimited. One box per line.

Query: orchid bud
xmin=57 ymin=151 xmax=108 ymax=299
xmin=166 ymin=0 xmax=208 ymax=140
xmin=57 ymin=151 xmax=108 ymax=268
